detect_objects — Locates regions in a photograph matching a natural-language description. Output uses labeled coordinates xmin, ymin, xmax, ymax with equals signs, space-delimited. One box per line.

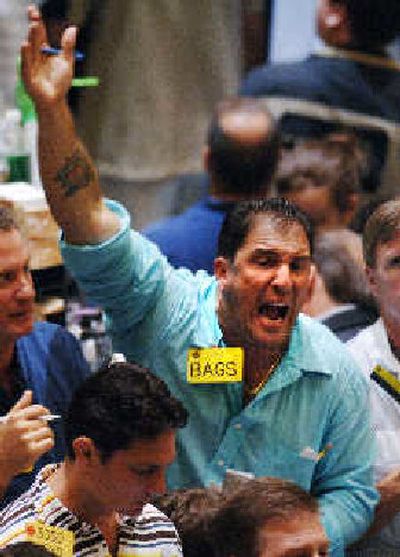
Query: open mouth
xmin=10 ymin=310 xmax=32 ymax=320
xmin=258 ymin=303 xmax=289 ymax=321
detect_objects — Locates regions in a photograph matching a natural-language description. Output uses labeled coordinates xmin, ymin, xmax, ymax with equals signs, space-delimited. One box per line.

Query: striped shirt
xmin=0 ymin=465 xmax=182 ymax=557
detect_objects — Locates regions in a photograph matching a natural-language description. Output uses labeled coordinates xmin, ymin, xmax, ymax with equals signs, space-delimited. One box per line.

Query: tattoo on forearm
xmin=56 ymin=149 xmax=95 ymax=197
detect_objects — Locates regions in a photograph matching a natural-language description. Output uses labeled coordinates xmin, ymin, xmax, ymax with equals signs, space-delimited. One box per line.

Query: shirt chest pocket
xmin=239 ymin=437 xmax=318 ymax=491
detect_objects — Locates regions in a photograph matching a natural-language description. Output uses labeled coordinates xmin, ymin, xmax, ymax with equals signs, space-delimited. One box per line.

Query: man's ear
xmin=365 ymin=265 xmax=378 ymax=297
xmin=214 ymin=256 xmax=230 ymax=283
xmin=203 ymin=145 xmax=211 ymax=173
xmin=72 ymin=436 xmax=97 ymax=463
xmin=305 ymin=263 xmax=317 ymax=305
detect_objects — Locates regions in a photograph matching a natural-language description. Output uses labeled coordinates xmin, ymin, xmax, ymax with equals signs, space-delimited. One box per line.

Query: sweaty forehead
xmin=244 ymin=214 xmax=310 ymax=253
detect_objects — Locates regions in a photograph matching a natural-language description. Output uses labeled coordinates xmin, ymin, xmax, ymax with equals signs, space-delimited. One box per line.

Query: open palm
xmin=21 ymin=6 xmax=76 ymax=107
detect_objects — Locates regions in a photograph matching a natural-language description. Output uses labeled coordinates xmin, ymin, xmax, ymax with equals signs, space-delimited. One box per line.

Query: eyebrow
xmin=251 ymin=248 xmax=311 ymax=258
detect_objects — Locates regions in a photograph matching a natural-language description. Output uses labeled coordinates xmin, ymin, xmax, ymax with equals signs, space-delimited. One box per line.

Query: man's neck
xmin=244 ymin=346 xmax=284 ymax=384
xmin=382 ymin=316 xmax=400 ymax=362
xmin=209 ymin=182 xmax=269 ymax=202
xmin=47 ymin=463 xmax=119 ymax=554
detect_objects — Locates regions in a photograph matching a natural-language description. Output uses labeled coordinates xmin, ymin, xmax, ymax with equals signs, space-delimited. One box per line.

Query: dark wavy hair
xmin=212 ymin=477 xmax=319 ymax=557
xmin=65 ymin=360 xmax=188 ymax=462
xmin=336 ymin=0 xmax=400 ymax=47
xmin=217 ymin=197 xmax=313 ymax=261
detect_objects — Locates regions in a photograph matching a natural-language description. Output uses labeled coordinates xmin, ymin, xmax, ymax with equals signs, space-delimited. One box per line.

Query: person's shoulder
xmin=240 ymin=57 xmax=321 ymax=96
xmin=143 ymin=199 xmax=218 ymax=241
xmin=346 ymin=319 xmax=384 ymax=370
xmin=0 ymin=482 xmax=36 ymax=532
xmin=296 ymin=314 xmax=366 ymax=383
xmin=21 ymin=322 xmax=82 ymax=350
xmin=347 ymin=320 xmax=379 ymax=349
xmin=299 ymin=313 xmax=350 ymax=352
xmin=136 ymin=503 xmax=176 ymax=526
xmin=129 ymin=503 xmax=181 ymax=549
xmin=16 ymin=322 xmax=60 ymax=351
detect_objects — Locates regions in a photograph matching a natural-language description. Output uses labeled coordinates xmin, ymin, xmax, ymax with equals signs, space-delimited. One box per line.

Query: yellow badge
xmin=187 ymin=347 xmax=243 ymax=384
xmin=25 ymin=521 xmax=74 ymax=557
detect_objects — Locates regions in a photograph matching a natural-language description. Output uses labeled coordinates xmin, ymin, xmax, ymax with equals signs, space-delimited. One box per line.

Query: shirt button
xmin=218 ymin=459 xmax=225 ymax=467
xmin=234 ymin=423 xmax=242 ymax=430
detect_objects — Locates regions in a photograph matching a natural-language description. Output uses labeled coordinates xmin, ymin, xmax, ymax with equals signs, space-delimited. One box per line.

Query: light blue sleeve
xmin=313 ymin=353 xmax=379 ymax=556
xmin=60 ymin=200 xmax=208 ymax=362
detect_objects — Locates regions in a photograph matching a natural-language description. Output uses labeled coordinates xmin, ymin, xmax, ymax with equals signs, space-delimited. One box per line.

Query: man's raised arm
xmin=21 ymin=5 xmax=120 ymax=245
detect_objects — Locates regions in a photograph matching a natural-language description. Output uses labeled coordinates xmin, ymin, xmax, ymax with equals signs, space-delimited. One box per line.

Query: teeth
xmin=259 ymin=304 xmax=288 ymax=320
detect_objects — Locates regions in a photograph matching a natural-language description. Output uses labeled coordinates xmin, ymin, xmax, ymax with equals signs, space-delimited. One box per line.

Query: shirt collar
xmin=315 ymin=45 xmax=400 ymax=71
xmin=284 ymin=314 xmax=333 ymax=377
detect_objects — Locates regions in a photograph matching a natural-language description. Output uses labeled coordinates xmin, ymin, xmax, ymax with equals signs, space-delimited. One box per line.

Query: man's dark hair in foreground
xmin=154 ymin=478 xmax=328 ymax=557
xmin=152 ymin=487 xmax=224 ymax=557
xmin=217 ymin=197 xmax=314 ymax=261
xmin=212 ymin=477 xmax=327 ymax=557
xmin=65 ymin=359 xmax=188 ymax=462
xmin=207 ymin=97 xmax=280 ymax=197
xmin=0 ymin=542 xmax=55 ymax=557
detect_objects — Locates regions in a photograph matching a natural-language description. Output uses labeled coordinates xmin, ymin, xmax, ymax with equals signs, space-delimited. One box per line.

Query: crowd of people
xmin=0 ymin=0 xmax=399 ymax=556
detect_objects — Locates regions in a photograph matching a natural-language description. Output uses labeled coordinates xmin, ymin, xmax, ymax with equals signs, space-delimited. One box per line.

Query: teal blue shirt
xmin=62 ymin=201 xmax=378 ymax=556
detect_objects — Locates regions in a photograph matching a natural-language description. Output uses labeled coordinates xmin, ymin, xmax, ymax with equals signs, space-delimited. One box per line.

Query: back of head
xmin=152 ymin=487 xmax=224 ymax=557
xmin=338 ymin=0 xmax=400 ymax=48
xmin=217 ymin=197 xmax=313 ymax=262
xmin=207 ymin=97 xmax=280 ymax=197
xmin=314 ymin=228 xmax=375 ymax=308
xmin=212 ymin=477 xmax=318 ymax=557
xmin=363 ymin=197 xmax=400 ymax=268
xmin=65 ymin=359 xmax=188 ymax=462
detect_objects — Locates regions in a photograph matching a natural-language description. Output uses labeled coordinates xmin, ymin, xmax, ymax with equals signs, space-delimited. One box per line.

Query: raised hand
xmin=21 ymin=5 xmax=77 ymax=108
xmin=0 ymin=391 xmax=55 ymax=484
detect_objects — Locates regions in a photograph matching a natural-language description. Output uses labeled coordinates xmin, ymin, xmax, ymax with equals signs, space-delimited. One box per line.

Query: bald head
xmin=206 ymin=98 xmax=280 ymax=199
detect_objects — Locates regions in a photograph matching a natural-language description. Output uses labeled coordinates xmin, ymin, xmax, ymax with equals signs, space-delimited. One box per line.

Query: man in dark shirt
xmin=143 ymin=97 xmax=279 ymax=273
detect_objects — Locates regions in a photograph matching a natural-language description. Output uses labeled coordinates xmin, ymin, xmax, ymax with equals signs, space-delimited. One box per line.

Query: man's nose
xmin=271 ymin=262 xmax=291 ymax=288
xmin=146 ymin=471 xmax=167 ymax=496
xmin=15 ymin=272 xmax=35 ymax=299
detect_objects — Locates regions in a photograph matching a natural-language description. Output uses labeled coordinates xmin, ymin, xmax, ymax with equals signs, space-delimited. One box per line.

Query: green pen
xmin=72 ymin=77 xmax=100 ymax=87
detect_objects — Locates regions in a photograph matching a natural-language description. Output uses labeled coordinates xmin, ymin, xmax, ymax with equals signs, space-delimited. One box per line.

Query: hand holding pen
xmin=0 ymin=391 xmax=55 ymax=481
xmin=21 ymin=5 xmax=78 ymax=106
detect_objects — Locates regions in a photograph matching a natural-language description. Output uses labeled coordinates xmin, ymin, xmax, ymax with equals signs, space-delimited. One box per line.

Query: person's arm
xmin=21 ymin=5 xmax=119 ymax=245
xmin=0 ymin=391 xmax=54 ymax=499
xmin=347 ymin=468 xmax=400 ymax=547
xmin=312 ymin=356 xmax=378 ymax=555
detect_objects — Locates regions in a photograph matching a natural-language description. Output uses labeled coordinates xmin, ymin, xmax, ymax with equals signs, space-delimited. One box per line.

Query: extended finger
xmin=23 ymin=425 xmax=54 ymax=443
xmin=60 ymin=26 xmax=78 ymax=63
xmin=28 ymin=436 xmax=55 ymax=460
xmin=27 ymin=17 xmax=48 ymax=60
xmin=14 ymin=404 xmax=50 ymax=422
xmin=8 ymin=391 xmax=32 ymax=414
xmin=28 ymin=4 xmax=41 ymax=23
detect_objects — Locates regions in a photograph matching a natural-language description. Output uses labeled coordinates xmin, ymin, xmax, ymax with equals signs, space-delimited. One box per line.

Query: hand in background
xmin=21 ymin=5 xmax=76 ymax=108
xmin=0 ymin=390 xmax=54 ymax=484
